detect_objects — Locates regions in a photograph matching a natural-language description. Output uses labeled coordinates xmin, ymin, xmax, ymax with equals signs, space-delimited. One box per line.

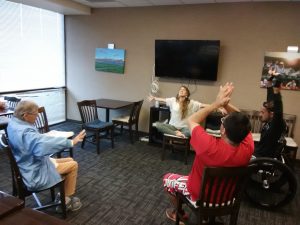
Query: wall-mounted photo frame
xmin=261 ymin=52 xmax=300 ymax=91
xmin=95 ymin=48 xmax=126 ymax=74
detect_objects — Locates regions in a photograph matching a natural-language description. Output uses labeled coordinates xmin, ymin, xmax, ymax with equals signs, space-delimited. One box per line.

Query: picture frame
xmin=261 ymin=52 xmax=300 ymax=91
xmin=95 ymin=48 xmax=126 ymax=74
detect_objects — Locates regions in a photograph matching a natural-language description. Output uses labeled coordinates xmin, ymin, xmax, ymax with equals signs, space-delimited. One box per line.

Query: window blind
xmin=0 ymin=0 xmax=65 ymax=93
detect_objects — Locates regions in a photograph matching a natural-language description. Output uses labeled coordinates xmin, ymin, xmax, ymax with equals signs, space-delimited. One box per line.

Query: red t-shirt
xmin=187 ymin=125 xmax=254 ymax=201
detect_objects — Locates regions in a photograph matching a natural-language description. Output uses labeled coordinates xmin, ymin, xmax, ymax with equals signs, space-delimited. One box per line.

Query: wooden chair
xmin=34 ymin=107 xmax=73 ymax=158
xmin=112 ymin=100 xmax=143 ymax=144
xmin=34 ymin=107 xmax=50 ymax=134
xmin=162 ymin=134 xmax=190 ymax=165
xmin=4 ymin=96 xmax=21 ymax=109
xmin=1 ymin=134 xmax=67 ymax=218
xmin=3 ymin=96 xmax=21 ymax=118
xmin=283 ymin=113 xmax=296 ymax=138
xmin=241 ymin=109 xmax=263 ymax=133
xmin=175 ymin=166 xmax=251 ymax=225
xmin=77 ymin=100 xmax=114 ymax=154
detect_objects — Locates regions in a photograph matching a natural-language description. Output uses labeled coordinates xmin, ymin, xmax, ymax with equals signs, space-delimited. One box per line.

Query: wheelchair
xmin=245 ymin=138 xmax=297 ymax=209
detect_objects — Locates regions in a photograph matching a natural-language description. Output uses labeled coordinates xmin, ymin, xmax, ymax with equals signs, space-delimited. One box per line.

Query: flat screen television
xmin=155 ymin=40 xmax=220 ymax=81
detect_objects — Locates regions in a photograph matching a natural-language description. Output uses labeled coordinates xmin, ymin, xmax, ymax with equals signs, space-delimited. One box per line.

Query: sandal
xmin=165 ymin=208 xmax=188 ymax=225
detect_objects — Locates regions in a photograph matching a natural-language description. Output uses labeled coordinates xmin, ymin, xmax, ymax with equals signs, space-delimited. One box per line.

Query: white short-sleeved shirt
xmin=165 ymin=97 xmax=202 ymax=128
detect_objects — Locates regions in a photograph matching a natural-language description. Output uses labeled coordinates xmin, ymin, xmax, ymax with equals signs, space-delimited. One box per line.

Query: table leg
xmin=106 ymin=109 xmax=110 ymax=122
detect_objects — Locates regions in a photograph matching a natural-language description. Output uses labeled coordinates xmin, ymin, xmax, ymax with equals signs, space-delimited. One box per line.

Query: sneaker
xmin=56 ymin=196 xmax=82 ymax=212
xmin=165 ymin=208 xmax=188 ymax=225
xmin=67 ymin=196 xmax=82 ymax=211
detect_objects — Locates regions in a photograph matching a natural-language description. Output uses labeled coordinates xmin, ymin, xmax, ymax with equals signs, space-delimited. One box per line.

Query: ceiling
xmin=8 ymin=0 xmax=300 ymax=15
xmin=72 ymin=0 xmax=294 ymax=8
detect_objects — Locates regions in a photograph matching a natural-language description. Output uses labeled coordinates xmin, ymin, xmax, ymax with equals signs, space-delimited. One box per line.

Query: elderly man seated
xmin=7 ymin=100 xmax=86 ymax=211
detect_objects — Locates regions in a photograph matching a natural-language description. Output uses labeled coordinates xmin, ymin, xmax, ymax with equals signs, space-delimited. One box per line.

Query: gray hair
xmin=14 ymin=100 xmax=39 ymax=120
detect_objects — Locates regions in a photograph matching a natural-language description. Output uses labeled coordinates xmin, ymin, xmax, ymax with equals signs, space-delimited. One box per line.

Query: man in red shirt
xmin=163 ymin=83 xmax=254 ymax=224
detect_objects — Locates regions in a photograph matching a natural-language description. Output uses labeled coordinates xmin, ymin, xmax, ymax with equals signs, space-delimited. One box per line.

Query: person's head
xmin=259 ymin=101 xmax=274 ymax=123
xmin=176 ymin=86 xmax=190 ymax=99
xmin=279 ymin=61 xmax=284 ymax=67
xmin=176 ymin=86 xmax=191 ymax=119
xmin=220 ymin=112 xmax=251 ymax=145
xmin=14 ymin=100 xmax=39 ymax=124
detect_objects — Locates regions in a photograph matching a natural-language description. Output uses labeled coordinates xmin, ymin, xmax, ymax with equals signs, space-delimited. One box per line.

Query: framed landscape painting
xmin=95 ymin=48 xmax=126 ymax=74
xmin=261 ymin=52 xmax=300 ymax=91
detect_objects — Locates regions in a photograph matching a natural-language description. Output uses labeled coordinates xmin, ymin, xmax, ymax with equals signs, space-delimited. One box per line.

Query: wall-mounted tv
xmin=155 ymin=40 xmax=220 ymax=81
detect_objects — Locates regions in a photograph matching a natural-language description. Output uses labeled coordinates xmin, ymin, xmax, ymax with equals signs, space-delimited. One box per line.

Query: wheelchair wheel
xmin=245 ymin=157 xmax=297 ymax=209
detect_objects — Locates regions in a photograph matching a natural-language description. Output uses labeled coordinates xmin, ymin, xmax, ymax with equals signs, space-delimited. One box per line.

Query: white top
xmin=165 ymin=97 xmax=202 ymax=128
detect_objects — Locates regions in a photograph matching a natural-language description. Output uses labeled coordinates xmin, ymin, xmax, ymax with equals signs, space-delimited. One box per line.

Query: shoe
xmin=165 ymin=208 xmax=188 ymax=225
xmin=68 ymin=196 xmax=82 ymax=211
xmin=56 ymin=196 xmax=82 ymax=212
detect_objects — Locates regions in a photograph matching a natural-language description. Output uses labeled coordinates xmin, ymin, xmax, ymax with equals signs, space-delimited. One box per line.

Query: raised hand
xmin=72 ymin=129 xmax=86 ymax=145
xmin=148 ymin=94 xmax=155 ymax=102
xmin=215 ymin=82 xmax=234 ymax=107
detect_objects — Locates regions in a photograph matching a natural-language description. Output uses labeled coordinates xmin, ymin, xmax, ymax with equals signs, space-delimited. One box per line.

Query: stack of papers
xmin=45 ymin=130 xmax=74 ymax=138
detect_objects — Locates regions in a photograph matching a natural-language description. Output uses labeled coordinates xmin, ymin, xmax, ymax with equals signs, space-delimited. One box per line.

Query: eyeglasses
xmin=27 ymin=111 xmax=38 ymax=116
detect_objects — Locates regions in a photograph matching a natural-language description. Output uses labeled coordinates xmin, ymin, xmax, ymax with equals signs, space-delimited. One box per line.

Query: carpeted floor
xmin=0 ymin=121 xmax=299 ymax=225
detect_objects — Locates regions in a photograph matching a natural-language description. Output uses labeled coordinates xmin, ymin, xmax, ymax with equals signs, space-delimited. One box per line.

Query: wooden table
xmin=0 ymin=191 xmax=70 ymax=225
xmin=0 ymin=192 xmax=24 ymax=219
xmin=96 ymin=98 xmax=133 ymax=122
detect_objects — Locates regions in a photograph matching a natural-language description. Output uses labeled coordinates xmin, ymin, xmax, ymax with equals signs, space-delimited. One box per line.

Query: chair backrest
xmin=77 ymin=100 xmax=98 ymax=123
xmin=1 ymin=134 xmax=28 ymax=200
xmin=241 ymin=109 xmax=296 ymax=137
xmin=129 ymin=100 xmax=143 ymax=123
xmin=205 ymin=111 xmax=223 ymax=131
xmin=34 ymin=107 xmax=49 ymax=134
xmin=241 ymin=109 xmax=263 ymax=133
xmin=4 ymin=96 xmax=21 ymax=109
xmin=283 ymin=113 xmax=296 ymax=138
xmin=197 ymin=166 xmax=250 ymax=211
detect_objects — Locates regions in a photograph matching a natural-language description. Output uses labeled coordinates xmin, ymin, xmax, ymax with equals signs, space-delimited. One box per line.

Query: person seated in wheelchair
xmin=162 ymin=83 xmax=254 ymax=224
xmin=7 ymin=100 xmax=86 ymax=211
xmin=253 ymin=76 xmax=287 ymax=158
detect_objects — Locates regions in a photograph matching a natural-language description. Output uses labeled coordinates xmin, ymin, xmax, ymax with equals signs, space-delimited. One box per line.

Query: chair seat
xmin=163 ymin=133 xmax=189 ymax=140
xmin=84 ymin=120 xmax=113 ymax=129
xmin=77 ymin=100 xmax=115 ymax=154
xmin=162 ymin=134 xmax=190 ymax=164
xmin=113 ymin=115 xmax=130 ymax=123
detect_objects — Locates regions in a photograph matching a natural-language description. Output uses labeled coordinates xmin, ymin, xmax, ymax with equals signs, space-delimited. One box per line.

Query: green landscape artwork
xmin=95 ymin=48 xmax=126 ymax=74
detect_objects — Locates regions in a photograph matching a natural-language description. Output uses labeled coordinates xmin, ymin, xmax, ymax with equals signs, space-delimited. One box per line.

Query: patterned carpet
xmin=0 ymin=121 xmax=299 ymax=225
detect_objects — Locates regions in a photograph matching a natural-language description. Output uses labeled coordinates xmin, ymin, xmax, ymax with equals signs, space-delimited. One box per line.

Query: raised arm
xmin=148 ymin=95 xmax=166 ymax=103
xmin=223 ymin=103 xmax=240 ymax=113
xmin=188 ymin=82 xmax=234 ymax=133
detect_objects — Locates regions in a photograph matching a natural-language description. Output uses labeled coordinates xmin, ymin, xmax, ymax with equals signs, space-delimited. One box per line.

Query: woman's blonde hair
xmin=176 ymin=85 xmax=190 ymax=119
xmin=14 ymin=100 xmax=39 ymax=120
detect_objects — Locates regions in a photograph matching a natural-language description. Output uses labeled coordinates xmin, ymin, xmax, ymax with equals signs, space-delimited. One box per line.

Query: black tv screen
xmin=155 ymin=40 xmax=220 ymax=81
